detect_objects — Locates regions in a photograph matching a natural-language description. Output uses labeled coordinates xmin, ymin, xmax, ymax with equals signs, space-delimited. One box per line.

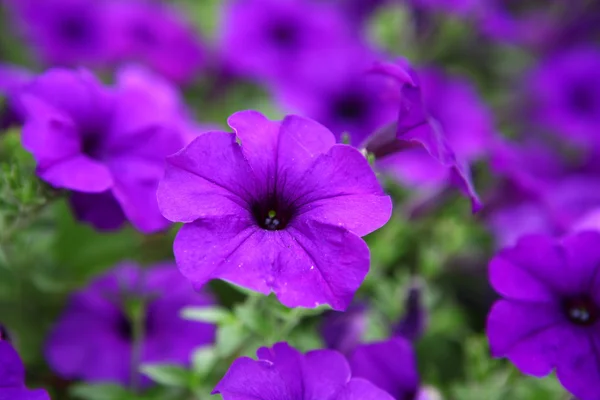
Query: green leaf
xmin=140 ymin=364 xmax=191 ymax=387
xmin=70 ymin=383 xmax=132 ymax=400
xmin=192 ymin=346 xmax=217 ymax=377
xmin=181 ymin=306 xmax=232 ymax=324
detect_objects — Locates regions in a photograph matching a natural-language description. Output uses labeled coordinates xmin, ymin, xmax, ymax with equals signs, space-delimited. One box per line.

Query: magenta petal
xmin=213 ymin=357 xmax=291 ymax=400
xmin=336 ymin=379 xmax=396 ymax=400
xmin=38 ymin=154 xmax=113 ymax=192
xmin=278 ymin=220 xmax=370 ymax=310
xmin=556 ymin=329 xmax=600 ymax=400
xmin=486 ymin=300 xmax=565 ymax=377
xmin=288 ymin=145 xmax=392 ymax=237
xmin=158 ymin=131 xmax=256 ymax=223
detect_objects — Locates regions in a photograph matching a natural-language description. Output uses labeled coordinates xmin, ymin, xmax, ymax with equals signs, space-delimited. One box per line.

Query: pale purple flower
xmin=45 ymin=262 xmax=215 ymax=386
xmin=157 ymin=110 xmax=392 ymax=310
xmin=19 ymin=67 xmax=187 ymax=232
xmin=487 ymin=231 xmax=600 ymax=400
xmin=214 ymin=342 xmax=395 ymax=400
xmin=0 ymin=341 xmax=50 ymax=400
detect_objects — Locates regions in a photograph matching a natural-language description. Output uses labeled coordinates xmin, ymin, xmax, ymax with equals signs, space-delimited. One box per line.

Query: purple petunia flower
xmin=0 ymin=64 xmax=32 ymax=130
xmin=219 ymin=0 xmax=356 ymax=85
xmin=104 ymin=0 xmax=206 ymax=84
xmin=321 ymin=303 xmax=369 ymax=356
xmin=213 ymin=342 xmax=395 ymax=400
xmin=45 ymin=262 xmax=215 ymax=386
xmin=3 ymin=0 xmax=113 ymax=66
xmin=528 ymin=47 xmax=600 ymax=148
xmin=19 ymin=67 xmax=187 ymax=232
xmin=487 ymin=231 xmax=600 ymax=400
xmin=394 ymin=279 xmax=428 ymax=342
xmin=349 ymin=338 xmax=425 ymax=400
xmin=157 ymin=110 xmax=392 ymax=310
xmin=0 ymin=341 xmax=50 ymax=400
xmin=365 ymin=61 xmax=482 ymax=212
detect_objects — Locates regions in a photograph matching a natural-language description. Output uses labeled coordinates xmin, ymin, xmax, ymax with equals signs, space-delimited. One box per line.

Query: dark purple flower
xmin=321 ymin=303 xmax=368 ymax=356
xmin=0 ymin=64 xmax=32 ymax=130
xmin=19 ymin=67 xmax=187 ymax=233
xmin=219 ymin=0 xmax=356 ymax=85
xmin=0 ymin=325 xmax=9 ymax=342
xmin=365 ymin=61 xmax=483 ymax=212
xmin=394 ymin=279 xmax=427 ymax=342
xmin=45 ymin=262 xmax=215 ymax=386
xmin=4 ymin=0 xmax=113 ymax=66
xmin=349 ymin=338 xmax=424 ymax=400
xmin=487 ymin=231 xmax=600 ymax=400
xmin=0 ymin=341 xmax=50 ymax=400
xmin=324 ymin=0 xmax=389 ymax=29
xmin=104 ymin=1 xmax=206 ymax=84
xmin=528 ymin=47 xmax=600 ymax=148
xmin=408 ymin=0 xmax=481 ymax=16
xmin=214 ymin=342 xmax=395 ymax=400
xmin=157 ymin=110 xmax=392 ymax=310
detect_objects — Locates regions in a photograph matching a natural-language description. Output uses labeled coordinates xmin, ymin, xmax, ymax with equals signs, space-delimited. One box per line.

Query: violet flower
xmin=219 ymin=0 xmax=356 ymax=85
xmin=0 ymin=341 xmax=50 ymax=400
xmin=45 ymin=262 xmax=215 ymax=386
xmin=487 ymin=231 xmax=600 ymax=400
xmin=214 ymin=342 xmax=395 ymax=400
xmin=104 ymin=1 xmax=206 ymax=84
xmin=528 ymin=47 xmax=600 ymax=148
xmin=3 ymin=0 xmax=113 ymax=66
xmin=321 ymin=303 xmax=369 ymax=356
xmin=349 ymin=337 xmax=426 ymax=400
xmin=157 ymin=110 xmax=392 ymax=310
xmin=19 ymin=67 xmax=187 ymax=233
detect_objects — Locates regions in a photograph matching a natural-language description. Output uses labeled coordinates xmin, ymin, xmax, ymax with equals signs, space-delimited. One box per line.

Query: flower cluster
xmin=0 ymin=0 xmax=599 ymax=399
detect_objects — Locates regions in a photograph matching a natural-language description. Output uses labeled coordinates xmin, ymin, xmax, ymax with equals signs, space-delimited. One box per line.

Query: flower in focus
xmin=45 ymin=262 xmax=215 ymax=386
xmin=157 ymin=110 xmax=392 ymax=310
xmin=487 ymin=231 xmax=600 ymax=400
xmin=0 ymin=341 xmax=50 ymax=400
xmin=349 ymin=337 xmax=425 ymax=400
xmin=219 ymin=0 xmax=356 ymax=85
xmin=3 ymin=0 xmax=113 ymax=66
xmin=104 ymin=1 xmax=206 ymax=84
xmin=528 ymin=47 xmax=600 ymax=148
xmin=321 ymin=302 xmax=369 ymax=356
xmin=0 ymin=63 xmax=31 ymax=130
xmin=213 ymin=342 xmax=395 ymax=400
xmin=19 ymin=67 xmax=187 ymax=232
xmin=365 ymin=61 xmax=483 ymax=212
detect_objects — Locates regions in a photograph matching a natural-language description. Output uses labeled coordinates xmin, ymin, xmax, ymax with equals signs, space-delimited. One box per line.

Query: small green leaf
xmin=192 ymin=346 xmax=217 ymax=377
xmin=140 ymin=364 xmax=191 ymax=387
xmin=181 ymin=306 xmax=232 ymax=324
xmin=70 ymin=383 xmax=131 ymax=400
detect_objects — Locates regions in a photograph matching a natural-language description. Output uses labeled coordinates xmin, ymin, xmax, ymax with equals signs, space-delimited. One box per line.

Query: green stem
xmin=130 ymin=300 xmax=146 ymax=393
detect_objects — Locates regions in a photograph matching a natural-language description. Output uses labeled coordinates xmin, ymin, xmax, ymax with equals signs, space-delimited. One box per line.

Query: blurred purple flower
xmin=157 ymin=111 xmax=391 ymax=310
xmin=394 ymin=279 xmax=427 ymax=342
xmin=104 ymin=0 xmax=206 ymax=84
xmin=487 ymin=231 xmax=600 ymax=400
xmin=214 ymin=342 xmax=395 ymax=400
xmin=349 ymin=337 xmax=426 ymax=400
xmin=321 ymin=303 xmax=369 ymax=356
xmin=46 ymin=262 xmax=215 ymax=386
xmin=4 ymin=0 xmax=113 ymax=66
xmin=325 ymin=0 xmax=389 ymax=29
xmin=0 ymin=64 xmax=32 ymax=130
xmin=0 ymin=341 xmax=50 ymax=400
xmin=409 ymin=0 xmax=481 ymax=16
xmin=0 ymin=324 xmax=9 ymax=342
xmin=219 ymin=0 xmax=356 ymax=85
xmin=277 ymin=47 xmax=398 ymax=147
xmin=366 ymin=61 xmax=483 ymax=212
xmin=19 ymin=67 xmax=187 ymax=233
xmin=528 ymin=47 xmax=600 ymax=148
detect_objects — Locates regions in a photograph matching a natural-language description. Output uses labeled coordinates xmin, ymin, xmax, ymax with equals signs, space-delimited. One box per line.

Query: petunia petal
xmin=302 ymin=349 xmax=352 ymax=399
xmin=158 ymin=131 xmax=258 ymax=223
xmin=286 ymin=145 xmax=392 ymax=237
xmin=486 ymin=300 xmax=565 ymax=377
xmin=336 ymin=378 xmax=396 ymax=400
xmin=38 ymin=154 xmax=113 ymax=192
xmin=0 ymin=341 xmax=25 ymax=388
xmin=556 ymin=329 xmax=600 ymax=400
xmin=561 ymin=231 xmax=600 ymax=296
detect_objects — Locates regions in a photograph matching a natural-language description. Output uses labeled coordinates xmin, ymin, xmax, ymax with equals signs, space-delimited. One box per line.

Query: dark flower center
xmin=116 ymin=312 xmax=155 ymax=341
xmin=268 ymin=22 xmax=300 ymax=48
xmin=81 ymin=132 xmax=104 ymax=160
xmin=332 ymin=93 xmax=369 ymax=123
xmin=569 ymin=84 xmax=597 ymax=115
xmin=252 ymin=197 xmax=294 ymax=231
xmin=563 ymin=296 xmax=599 ymax=326
xmin=57 ymin=16 xmax=91 ymax=44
